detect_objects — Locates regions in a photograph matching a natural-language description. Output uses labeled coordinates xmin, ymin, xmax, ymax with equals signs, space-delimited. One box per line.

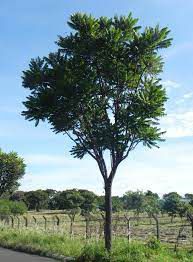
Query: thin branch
xmin=65 ymin=131 xmax=97 ymax=161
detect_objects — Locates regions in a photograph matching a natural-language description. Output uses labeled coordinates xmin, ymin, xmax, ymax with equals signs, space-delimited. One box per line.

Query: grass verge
xmin=0 ymin=228 xmax=193 ymax=261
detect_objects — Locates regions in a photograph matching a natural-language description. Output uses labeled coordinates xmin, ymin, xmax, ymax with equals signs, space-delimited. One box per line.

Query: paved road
xmin=0 ymin=247 xmax=57 ymax=261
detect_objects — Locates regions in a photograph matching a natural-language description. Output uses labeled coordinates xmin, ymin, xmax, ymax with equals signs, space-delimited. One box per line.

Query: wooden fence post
xmin=124 ymin=215 xmax=131 ymax=243
xmin=10 ymin=216 xmax=14 ymax=228
xmin=32 ymin=216 xmax=37 ymax=225
xmin=23 ymin=216 xmax=28 ymax=228
xmin=55 ymin=215 xmax=60 ymax=227
xmin=16 ymin=216 xmax=20 ymax=229
xmin=43 ymin=216 xmax=47 ymax=231
xmin=85 ymin=215 xmax=91 ymax=239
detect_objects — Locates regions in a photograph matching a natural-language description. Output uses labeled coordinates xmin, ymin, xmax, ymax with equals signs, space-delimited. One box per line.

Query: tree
xmin=53 ymin=189 xmax=84 ymax=235
xmin=22 ymin=13 xmax=172 ymax=251
xmin=144 ymin=191 xmax=160 ymax=214
xmin=53 ymin=189 xmax=84 ymax=210
xmin=184 ymin=193 xmax=193 ymax=206
xmin=123 ymin=190 xmax=145 ymax=216
xmin=97 ymin=195 xmax=123 ymax=213
xmin=0 ymin=150 xmax=25 ymax=197
xmin=24 ymin=190 xmax=48 ymax=211
xmin=111 ymin=196 xmax=124 ymax=213
xmin=9 ymin=201 xmax=27 ymax=216
xmin=45 ymin=189 xmax=58 ymax=209
xmin=0 ymin=199 xmax=27 ymax=220
xmin=162 ymin=192 xmax=182 ymax=222
xmin=10 ymin=191 xmax=26 ymax=202
xmin=78 ymin=189 xmax=98 ymax=214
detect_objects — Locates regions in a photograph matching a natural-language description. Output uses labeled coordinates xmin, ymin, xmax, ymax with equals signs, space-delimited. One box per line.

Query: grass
xmin=0 ymin=228 xmax=193 ymax=261
xmin=0 ymin=227 xmax=82 ymax=260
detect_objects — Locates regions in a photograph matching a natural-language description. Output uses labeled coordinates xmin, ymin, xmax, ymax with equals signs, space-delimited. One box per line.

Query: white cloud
xmin=183 ymin=92 xmax=193 ymax=99
xmin=162 ymin=80 xmax=180 ymax=92
xmin=24 ymin=154 xmax=75 ymax=166
xmin=164 ymin=41 xmax=193 ymax=59
xmin=161 ymin=111 xmax=193 ymax=138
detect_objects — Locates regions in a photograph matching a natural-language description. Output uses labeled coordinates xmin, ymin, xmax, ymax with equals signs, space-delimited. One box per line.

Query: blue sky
xmin=1 ymin=0 xmax=193 ymax=196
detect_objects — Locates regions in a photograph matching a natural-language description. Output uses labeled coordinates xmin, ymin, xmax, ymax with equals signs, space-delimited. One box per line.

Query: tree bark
xmin=152 ymin=214 xmax=160 ymax=240
xmin=104 ymin=181 xmax=112 ymax=252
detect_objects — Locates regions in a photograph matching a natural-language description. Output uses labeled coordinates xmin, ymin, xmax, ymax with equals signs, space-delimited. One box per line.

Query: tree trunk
xmin=152 ymin=214 xmax=160 ymax=241
xmin=104 ymin=181 xmax=112 ymax=252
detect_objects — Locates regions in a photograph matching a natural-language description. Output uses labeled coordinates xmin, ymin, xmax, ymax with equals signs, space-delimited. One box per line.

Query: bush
xmin=9 ymin=201 xmax=27 ymax=215
xmin=0 ymin=199 xmax=27 ymax=217
xmin=146 ymin=237 xmax=161 ymax=250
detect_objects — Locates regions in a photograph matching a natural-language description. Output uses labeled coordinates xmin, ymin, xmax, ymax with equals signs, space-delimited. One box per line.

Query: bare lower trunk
xmin=152 ymin=214 xmax=160 ymax=240
xmin=104 ymin=182 xmax=112 ymax=252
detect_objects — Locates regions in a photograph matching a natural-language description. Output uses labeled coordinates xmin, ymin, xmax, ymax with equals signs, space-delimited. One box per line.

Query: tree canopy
xmin=0 ymin=150 xmax=25 ymax=197
xmin=22 ymin=13 xmax=172 ymax=181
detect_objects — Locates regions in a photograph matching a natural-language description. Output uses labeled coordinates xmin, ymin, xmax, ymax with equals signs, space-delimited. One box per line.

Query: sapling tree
xmin=22 ymin=13 xmax=171 ymax=251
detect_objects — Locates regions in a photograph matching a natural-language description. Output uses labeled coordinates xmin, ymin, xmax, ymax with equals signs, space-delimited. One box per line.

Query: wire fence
xmin=1 ymin=214 xmax=193 ymax=248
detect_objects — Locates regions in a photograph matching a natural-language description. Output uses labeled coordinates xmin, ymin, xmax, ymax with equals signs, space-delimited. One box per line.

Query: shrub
xmin=146 ymin=237 xmax=161 ymax=250
xmin=0 ymin=199 xmax=27 ymax=218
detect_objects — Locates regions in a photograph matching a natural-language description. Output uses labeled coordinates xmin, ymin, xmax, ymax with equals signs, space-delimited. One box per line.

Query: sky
xmin=1 ymin=0 xmax=193 ymax=196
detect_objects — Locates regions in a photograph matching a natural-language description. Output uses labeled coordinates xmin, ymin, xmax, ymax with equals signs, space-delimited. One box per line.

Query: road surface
xmin=0 ymin=247 xmax=57 ymax=261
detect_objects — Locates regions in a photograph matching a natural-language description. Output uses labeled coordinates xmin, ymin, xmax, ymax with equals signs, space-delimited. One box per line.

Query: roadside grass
xmin=0 ymin=227 xmax=83 ymax=260
xmin=0 ymin=228 xmax=193 ymax=261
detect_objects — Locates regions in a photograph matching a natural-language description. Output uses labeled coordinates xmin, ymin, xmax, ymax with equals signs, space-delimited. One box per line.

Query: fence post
xmin=84 ymin=214 xmax=91 ymax=239
xmin=100 ymin=212 xmax=105 ymax=238
xmin=16 ymin=216 xmax=20 ymax=229
xmin=69 ymin=217 xmax=74 ymax=237
xmin=23 ymin=216 xmax=28 ymax=228
xmin=124 ymin=215 xmax=131 ymax=243
xmin=32 ymin=216 xmax=37 ymax=225
xmin=55 ymin=215 xmax=60 ymax=227
xmin=10 ymin=216 xmax=14 ymax=228
xmin=43 ymin=216 xmax=47 ymax=231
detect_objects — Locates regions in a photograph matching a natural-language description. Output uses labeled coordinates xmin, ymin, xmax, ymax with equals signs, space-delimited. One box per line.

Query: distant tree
xmin=53 ymin=189 xmax=84 ymax=235
xmin=0 ymin=150 xmax=25 ymax=196
xmin=10 ymin=191 xmax=25 ymax=202
xmin=162 ymin=192 xmax=182 ymax=222
xmin=22 ymin=13 xmax=172 ymax=250
xmin=97 ymin=195 xmax=123 ymax=213
xmin=53 ymin=189 xmax=84 ymax=210
xmin=78 ymin=189 xmax=97 ymax=214
xmin=143 ymin=193 xmax=161 ymax=240
xmin=9 ymin=201 xmax=27 ymax=216
xmin=0 ymin=200 xmax=27 ymax=220
xmin=0 ymin=200 xmax=11 ymax=217
xmin=45 ymin=189 xmax=58 ymax=209
xmin=24 ymin=190 xmax=48 ymax=211
xmin=144 ymin=191 xmax=160 ymax=215
xmin=123 ymin=191 xmax=145 ymax=216
xmin=112 ymin=196 xmax=124 ymax=213
xmin=184 ymin=193 xmax=193 ymax=206
xmin=145 ymin=190 xmax=159 ymax=199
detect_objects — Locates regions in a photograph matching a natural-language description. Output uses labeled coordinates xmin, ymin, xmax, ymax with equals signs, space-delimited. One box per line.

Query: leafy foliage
xmin=0 ymin=150 xmax=25 ymax=196
xmin=24 ymin=190 xmax=48 ymax=211
xmin=0 ymin=199 xmax=27 ymax=217
xmin=162 ymin=192 xmax=182 ymax=219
